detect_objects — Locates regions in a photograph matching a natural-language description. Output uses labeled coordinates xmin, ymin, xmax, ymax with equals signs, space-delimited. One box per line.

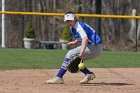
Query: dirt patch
xmin=0 ymin=68 xmax=140 ymax=93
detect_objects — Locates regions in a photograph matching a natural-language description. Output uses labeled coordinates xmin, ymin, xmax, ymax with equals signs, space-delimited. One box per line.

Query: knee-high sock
xmin=56 ymin=68 xmax=67 ymax=78
xmin=80 ymin=67 xmax=92 ymax=75
xmin=56 ymin=58 xmax=71 ymax=78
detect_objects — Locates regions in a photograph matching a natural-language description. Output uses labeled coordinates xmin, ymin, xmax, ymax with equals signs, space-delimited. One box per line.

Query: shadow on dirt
xmin=80 ymin=82 xmax=134 ymax=86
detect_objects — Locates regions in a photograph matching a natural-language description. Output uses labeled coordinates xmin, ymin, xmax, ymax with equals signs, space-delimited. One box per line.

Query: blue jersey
xmin=70 ymin=21 xmax=101 ymax=45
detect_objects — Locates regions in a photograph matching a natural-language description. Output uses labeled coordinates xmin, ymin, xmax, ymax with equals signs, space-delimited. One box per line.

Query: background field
xmin=0 ymin=48 xmax=140 ymax=70
xmin=0 ymin=48 xmax=140 ymax=93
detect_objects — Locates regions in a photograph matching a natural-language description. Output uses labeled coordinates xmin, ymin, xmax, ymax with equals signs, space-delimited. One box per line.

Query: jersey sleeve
xmin=76 ymin=23 xmax=87 ymax=38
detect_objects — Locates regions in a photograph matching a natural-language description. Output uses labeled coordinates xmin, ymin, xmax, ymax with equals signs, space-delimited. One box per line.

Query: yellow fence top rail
xmin=0 ymin=11 xmax=140 ymax=19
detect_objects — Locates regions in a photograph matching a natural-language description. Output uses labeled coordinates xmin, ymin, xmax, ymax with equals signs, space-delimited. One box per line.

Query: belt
xmin=88 ymin=41 xmax=102 ymax=45
xmin=88 ymin=42 xmax=91 ymax=44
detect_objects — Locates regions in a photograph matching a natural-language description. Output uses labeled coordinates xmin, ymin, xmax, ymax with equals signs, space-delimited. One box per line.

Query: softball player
xmin=46 ymin=11 xmax=103 ymax=84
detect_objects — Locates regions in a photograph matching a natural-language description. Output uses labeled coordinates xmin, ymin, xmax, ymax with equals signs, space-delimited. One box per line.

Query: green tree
xmin=24 ymin=21 xmax=35 ymax=38
xmin=61 ymin=24 xmax=72 ymax=41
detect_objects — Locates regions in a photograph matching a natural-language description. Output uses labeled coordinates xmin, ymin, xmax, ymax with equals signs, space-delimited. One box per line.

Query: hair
xmin=65 ymin=11 xmax=75 ymax=15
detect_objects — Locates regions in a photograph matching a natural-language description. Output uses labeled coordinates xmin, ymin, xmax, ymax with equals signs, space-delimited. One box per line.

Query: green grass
xmin=86 ymin=51 xmax=140 ymax=68
xmin=0 ymin=48 xmax=140 ymax=70
xmin=0 ymin=48 xmax=66 ymax=70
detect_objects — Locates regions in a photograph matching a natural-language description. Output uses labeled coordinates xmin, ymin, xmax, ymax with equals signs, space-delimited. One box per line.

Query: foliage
xmin=24 ymin=21 xmax=35 ymax=38
xmin=60 ymin=24 xmax=72 ymax=41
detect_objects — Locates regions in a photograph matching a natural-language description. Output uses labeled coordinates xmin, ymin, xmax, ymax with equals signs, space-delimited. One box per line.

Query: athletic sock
xmin=56 ymin=68 xmax=67 ymax=78
xmin=80 ymin=67 xmax=92 ymax=75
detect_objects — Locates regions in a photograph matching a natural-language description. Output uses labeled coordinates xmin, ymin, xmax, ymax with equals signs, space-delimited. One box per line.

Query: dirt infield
xmin=0 ymin=68 xmax=140 ymax=93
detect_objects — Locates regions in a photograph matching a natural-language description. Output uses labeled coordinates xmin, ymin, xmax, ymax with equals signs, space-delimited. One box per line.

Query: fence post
xmin=95 ymin=0 xmax=102 ymax=37
xmin=136 ymin=19 xmax=138 ymax=52
xmin=2 ymin=0 xmax=6 ymax=48
xmin=132 ymin=9 xmax=137 ymax=52
xmin=130 ymin=9 xmax=137 ymax=51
